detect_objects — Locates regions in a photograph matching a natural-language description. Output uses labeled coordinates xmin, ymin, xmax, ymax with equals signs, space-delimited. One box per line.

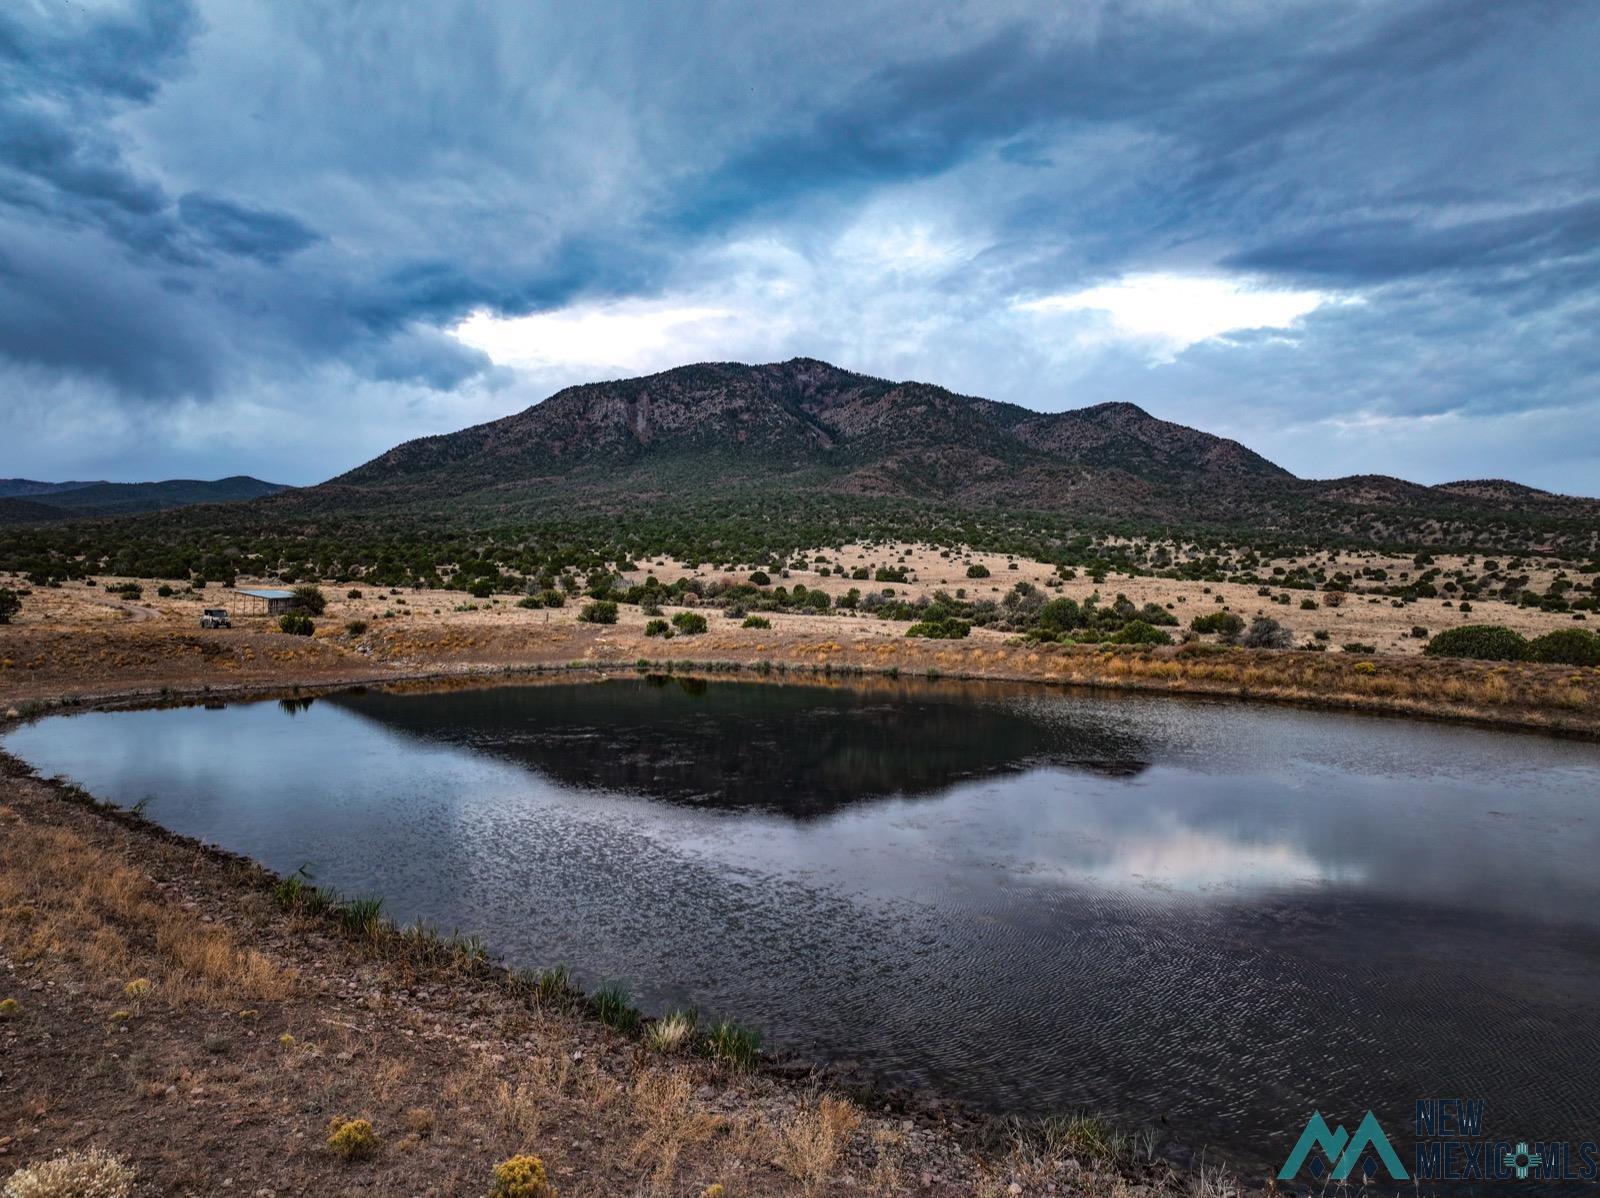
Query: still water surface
xmin=7 ymin=677 xmax=1600 ymax=1166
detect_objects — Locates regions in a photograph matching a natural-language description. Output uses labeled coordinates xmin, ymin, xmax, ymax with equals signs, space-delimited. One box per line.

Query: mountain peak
xmin=328 ymin=358 xmax=1298 ymax=503
xmin=1077 ymin=400 xmax=1155 ymax=421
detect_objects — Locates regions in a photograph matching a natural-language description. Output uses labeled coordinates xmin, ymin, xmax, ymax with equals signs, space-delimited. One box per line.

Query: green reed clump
xmin=705 ymin=1020 xmax=761 ymax=1069
xmin=592 ymin=983 xmax=641 ymax=1033
xmin=526 ymin=964 xmax=576 ymax=1010
xmin=271 ymin=868 xmax=334 ymax=915
xmin=337 ymin=895 xmax=384 ymax=937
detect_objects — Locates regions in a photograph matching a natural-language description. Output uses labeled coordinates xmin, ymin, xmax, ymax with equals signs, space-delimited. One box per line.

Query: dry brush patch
xmin=0 ymin=807 xmax=291 ymax=1007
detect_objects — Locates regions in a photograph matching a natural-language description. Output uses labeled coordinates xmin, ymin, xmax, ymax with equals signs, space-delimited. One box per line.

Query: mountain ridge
xmin=328 ymin=358 xmax=1291 ymax=503
xmin=316 ymin=359 xmax=1595 ymax=534
xmin=0 ymin=475 xmax=290 ymax=521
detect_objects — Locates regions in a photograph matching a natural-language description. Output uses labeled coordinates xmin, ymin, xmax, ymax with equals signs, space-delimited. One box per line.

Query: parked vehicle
xmin=200 ymin=608 xmax=231 ymax=629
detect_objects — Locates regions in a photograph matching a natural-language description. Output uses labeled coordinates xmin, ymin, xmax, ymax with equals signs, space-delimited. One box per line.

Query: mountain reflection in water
xmin=326 ymin=676 xmax=1152 ymax=816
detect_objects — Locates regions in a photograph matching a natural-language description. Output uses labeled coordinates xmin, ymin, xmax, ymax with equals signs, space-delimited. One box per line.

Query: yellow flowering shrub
xmin=326 ymin=1118 xmax=379 ymax=1160
xmin=488 ymin=1154 xmax=554 ymax=1197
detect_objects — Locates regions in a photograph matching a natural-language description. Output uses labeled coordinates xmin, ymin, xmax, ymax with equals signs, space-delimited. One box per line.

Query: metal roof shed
xmin=233 ymin=587 xmax=295 ymax=616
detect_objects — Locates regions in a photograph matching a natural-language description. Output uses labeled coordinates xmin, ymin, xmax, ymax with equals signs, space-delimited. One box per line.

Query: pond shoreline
xmin=0 ymin=744 xmax=1232 ymax=1196
xmin=5 ymin=644 xmax=1599 ymax=746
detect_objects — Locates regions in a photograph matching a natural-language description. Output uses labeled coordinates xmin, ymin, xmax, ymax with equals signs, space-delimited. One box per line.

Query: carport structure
xmin=227 ymin=587 xmax=295 ymax=619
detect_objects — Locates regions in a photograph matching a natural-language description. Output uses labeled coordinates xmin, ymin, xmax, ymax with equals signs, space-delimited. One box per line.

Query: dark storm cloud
xmin=177 ymin=193 xmax=321 ymax=263
xmin=0 ymin=220 xmax=221 ymax=397
xmin=0 ymin=0 xmax=1595 ymax=488
xmin=1225 ymin=198 xmax=1600 ymax=283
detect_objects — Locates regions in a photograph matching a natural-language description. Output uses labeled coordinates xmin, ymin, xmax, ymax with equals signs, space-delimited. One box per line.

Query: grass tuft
xmin=645 ymin=1008 xmax=697 ymax=1054
xmin=336 ymin=895 xmax=384 ymax=938
xmin=704 ymin=1019 xmax=760 ymax=1069
xmin=592 ymin=982 xmax=642 ymax=1033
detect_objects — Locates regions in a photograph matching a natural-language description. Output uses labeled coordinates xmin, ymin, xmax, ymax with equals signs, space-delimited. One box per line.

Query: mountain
xmin=306 ymin=358 xmax=1597 ymax=546
xmin=10 ymin=360 xmax=1593 ymax=549
xmin=0 ymin=497 xmax=76 ymax=524
xmin=0 ymin=475 xmax=290 ymax=523
xmin=322 ymin=359 xmax=1288 ymax=512
xmin=0 ymin=479 xmax=102 ymax=499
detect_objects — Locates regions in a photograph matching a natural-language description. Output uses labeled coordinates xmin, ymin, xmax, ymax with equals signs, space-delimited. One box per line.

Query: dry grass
xmin=0 ymin=808 xmax=292 ymax=1005
xmin=628 ymin=1069 xmax=726 ymax=1195
xmin=775 ymin=1094 xmax=863 ymax=1197
xmin=2 ymin=1148 xmax=136 ymax=1198
xmin=645 ymin=1009 xmax=697 ymax=1054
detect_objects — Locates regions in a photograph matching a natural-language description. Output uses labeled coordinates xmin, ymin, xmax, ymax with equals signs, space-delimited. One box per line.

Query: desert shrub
xmin=326 ymin=1117 xmax=379 ymax=1159
xmin=644 ymin=619 xmax=672 ymax=637
xmin=347 ymin=588 xmax=363 ymax=599
xmin=488 ymin=1154 xmax=554 ymax=1198
xmin=966 ymin=563 xmax=990 ymax=578
xmin=671 ymin=611 xmax=707 ymax=634
xmin=1300 ymin=598 xmax=1318 ymax=610
xmin=468 ymin=578 xmax=494 ymax=599
xmin=157 ymin=584 xmax=174 ymax=598
xmin=291 ymin=585 xmax=327 ymax=615
xmin=1190 ymin=611 xmax=1245 ymax=640
xmin=742 ymin=615 xmax=771 ymax=629
xmin=1037 ymin=597 xmax=1081 ymax=633
xmin=0 ymin=589 xmax=19 ymax=625
xmin=1353 ymin=661 xmax=1377 ymax=675
xmin=1109 ymin=620 xmax=1172 ymax=646
xmin=1424 ymin=625 xmax=1528 ymax=661
xmin=579 ymin=600 xmax=618 ymax=625
xmin=905 ymin=618 xmax=970 ymax=639
xmin=278 ymin=613 xmax=315 ymax=636
xmin=539 ymin=589 xmax=565 ymax=608
xmin=749 ymin=570 xmax=771 ymax=586
xmin=112 ymin=583 xmax=142 ymax=600
xmin=3 ymin=1148 xmax=136 ymax=1198
xmin=0 ymin=998 xmax=18 ymax=1018
xmin=1240 ymin=616 xmax=1292 ymax=649
xmin=345 ymin=620 xmax=368 ymax=636
xmin=1410 ymin=626 xmax=1429 ymax=638
xmin=1526 ymin=628 xmax=1600 ymax=666
xmin=517 ymin=596 xmax=542 ymax=609
xmin=1341 ymin=642 xmax=1377 ymax=654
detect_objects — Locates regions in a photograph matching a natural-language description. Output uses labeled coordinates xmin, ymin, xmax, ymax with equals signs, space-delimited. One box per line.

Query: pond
xmin=7 ymin=676 xmax=1600 ymax=1171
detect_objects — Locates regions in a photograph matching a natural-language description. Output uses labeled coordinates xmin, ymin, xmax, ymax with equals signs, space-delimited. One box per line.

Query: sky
xmin=2 ymin=0 xmax=1598 ymax=494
